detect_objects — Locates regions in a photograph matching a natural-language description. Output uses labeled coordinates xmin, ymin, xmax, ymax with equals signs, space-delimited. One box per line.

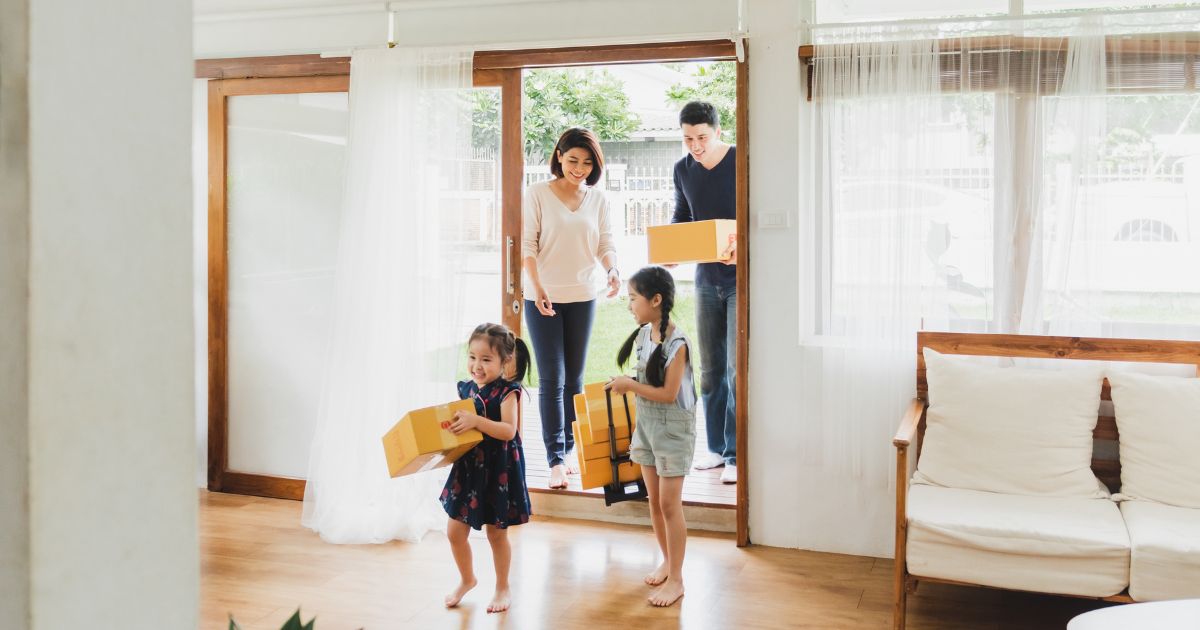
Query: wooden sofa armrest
xmin=893 ymin=398 xmax=925 ymax=448
xmin=894 ymin=398 xmax=926 ymax=630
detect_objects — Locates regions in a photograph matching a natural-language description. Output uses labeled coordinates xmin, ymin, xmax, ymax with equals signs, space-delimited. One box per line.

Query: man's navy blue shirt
xmin=671 ymin=145 xmax=737 ymax=288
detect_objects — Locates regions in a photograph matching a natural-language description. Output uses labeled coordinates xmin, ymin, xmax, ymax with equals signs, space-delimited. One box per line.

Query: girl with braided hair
xmin=440 ymin=323 xmax=532 ymax=613
xmin=607 ymin=266 xmax=697 ymax=608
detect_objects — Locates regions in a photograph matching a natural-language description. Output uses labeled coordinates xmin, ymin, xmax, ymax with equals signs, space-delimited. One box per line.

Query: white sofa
xmin=892 ymin=332 xmax=1200 ymax=630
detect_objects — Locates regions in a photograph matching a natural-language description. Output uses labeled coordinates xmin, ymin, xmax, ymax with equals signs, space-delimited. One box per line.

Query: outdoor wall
xmin=193 ymin=0 xmax=897 ymax=557
xmin=4 ymin=0 xmax=199 ymax=628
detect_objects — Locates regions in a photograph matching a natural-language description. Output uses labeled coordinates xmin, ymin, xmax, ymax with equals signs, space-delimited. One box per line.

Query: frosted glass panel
xmin=226 ymin=92 xmax=347 ymax=478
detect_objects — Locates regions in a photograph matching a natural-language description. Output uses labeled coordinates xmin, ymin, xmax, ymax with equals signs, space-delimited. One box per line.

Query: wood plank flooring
xmin=201 ymin=491 xmax=1115 ymax=629
xmin=519 ymin=388 xmax=736 ymax=508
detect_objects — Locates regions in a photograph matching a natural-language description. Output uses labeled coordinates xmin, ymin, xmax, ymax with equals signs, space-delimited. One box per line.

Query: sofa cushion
xmin=1121 ymin=500 xmax=1200 ymax=602
xmin=914 ymin=348 xmax=1109 ymax=498
xmin=1108 ymin=371 xmax=1200 ymax=509
xmin=906 ymin=484 xmax=1129 ymax=597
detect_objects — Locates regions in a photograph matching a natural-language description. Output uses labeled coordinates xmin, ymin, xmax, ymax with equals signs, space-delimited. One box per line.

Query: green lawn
xmin=455 ymin=282 xmax=701 ymax=386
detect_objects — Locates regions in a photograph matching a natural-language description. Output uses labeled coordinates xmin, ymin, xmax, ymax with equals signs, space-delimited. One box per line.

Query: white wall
xmin=195 ymin=0 xmax=740 ymax=57
xmin=9 ymin=0 xmax=198 ymax=627
xmin=193 ymin=0 xmax=897 ymax=557
xmin=193 ymin=80 xmax=210 ymax=488
xmin=1 ymin=0 xmax=32 ymax=625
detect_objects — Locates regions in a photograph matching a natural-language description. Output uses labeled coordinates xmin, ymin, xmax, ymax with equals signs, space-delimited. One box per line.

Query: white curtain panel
xmin=302 ymin=47 xmax=475 ymax=544
xmin=804 ymin=9 xmax=1200 ymax=486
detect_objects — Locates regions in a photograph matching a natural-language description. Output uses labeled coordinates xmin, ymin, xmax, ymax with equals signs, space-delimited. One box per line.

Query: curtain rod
xmin=810 ymin=3 xmax=1200 ymax=32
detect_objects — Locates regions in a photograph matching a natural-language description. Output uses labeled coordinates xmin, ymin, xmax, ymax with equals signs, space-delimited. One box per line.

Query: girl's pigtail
xmin=513 ymin=337 xmax=532 ymax=383
xmin=645 ymin=289 xmax=674 ymax=387
xmin=616 ymin=328 xmax=641 ymax=371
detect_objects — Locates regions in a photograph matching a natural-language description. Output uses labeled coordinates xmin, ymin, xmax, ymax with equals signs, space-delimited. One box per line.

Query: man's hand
xmin=721 ymin=234 xmax=737 ymax=265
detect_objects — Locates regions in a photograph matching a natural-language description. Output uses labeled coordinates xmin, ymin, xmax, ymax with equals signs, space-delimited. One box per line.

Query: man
xmin=671 ymin=101 xmax=737 ymax=484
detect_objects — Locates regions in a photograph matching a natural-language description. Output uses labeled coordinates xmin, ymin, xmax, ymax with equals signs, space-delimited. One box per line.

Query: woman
xmin=522 ymin=127 xmax=620 ymax=489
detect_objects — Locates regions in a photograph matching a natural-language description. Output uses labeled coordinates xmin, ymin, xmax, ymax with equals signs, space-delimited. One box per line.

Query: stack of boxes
xmin=572 ymin=382 xmax=641 ymax=489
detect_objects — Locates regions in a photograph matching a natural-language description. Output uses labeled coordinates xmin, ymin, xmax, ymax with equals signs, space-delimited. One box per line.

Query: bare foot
xmin=444 ymin=578 xmax=477 ymax=608
xmin=487 ymin=587 xmax=511 ymax=613
xmin=564 ymin=453 xmax=580 ymax=475
xmin=549 ymin=465 xmax=567 ymax=489
xmin=644 ymin=562 xmax=669 ymax=586
xmin=648 ymin=578 xmax=684 ymax=607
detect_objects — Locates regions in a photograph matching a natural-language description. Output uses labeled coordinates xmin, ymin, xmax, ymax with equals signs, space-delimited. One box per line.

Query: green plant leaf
xmin=280 ymin=609 xmax=304 ymax=630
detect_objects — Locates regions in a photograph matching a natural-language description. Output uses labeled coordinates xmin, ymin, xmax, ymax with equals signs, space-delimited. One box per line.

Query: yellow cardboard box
xmin=575 ymin=382 xmax=636 ymax=445
xmin=381 ymin=399 xmax=483 ymax=478
xmin=572 ymin=392 xmax=631 ymax=474
xmin=647 ymin=219 xmax=737 ymax=265
xmin=572 ymin=421 xmax=642 ymax=490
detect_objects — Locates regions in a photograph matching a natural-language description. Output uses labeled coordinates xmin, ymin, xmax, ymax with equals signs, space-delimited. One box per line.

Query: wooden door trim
xmin=207 ymin=79 xmax=228 ymax=492
xmin=734 ymin=51 xmax=750 ymax=548
xmin=473 ymin=39 xmax=736 ymax=69
xmin=196 ymin=54 xmax=349 ymax=79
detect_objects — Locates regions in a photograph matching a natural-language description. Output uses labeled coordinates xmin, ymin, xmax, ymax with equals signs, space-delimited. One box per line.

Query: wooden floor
xmin=519 ymin=388 xmax=737 ymax=508
xmin=201 ymin=491 xmax=1115 ymax=629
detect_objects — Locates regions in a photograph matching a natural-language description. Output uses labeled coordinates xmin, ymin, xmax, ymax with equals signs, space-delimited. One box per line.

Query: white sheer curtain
xmin=804 ymin=9 xmax=1200 ymax=487
xmin=302 ymin=47 xmax=475 ymax=544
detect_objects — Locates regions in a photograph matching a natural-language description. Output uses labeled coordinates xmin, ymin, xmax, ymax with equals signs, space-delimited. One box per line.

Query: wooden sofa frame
xmin=893 ymin=331 xmax=1200 ymax=630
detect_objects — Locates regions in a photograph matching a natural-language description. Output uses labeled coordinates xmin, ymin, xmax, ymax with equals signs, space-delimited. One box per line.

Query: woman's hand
xmin=449 ymin=411 xmax=480 ymax=435
xmin=532 ymin=284 xmax=556 ymax=316
xmin=605 ymin=267 xmax=621 ymax=298
xmin=605 ymin=375 xmax=637 ymax=395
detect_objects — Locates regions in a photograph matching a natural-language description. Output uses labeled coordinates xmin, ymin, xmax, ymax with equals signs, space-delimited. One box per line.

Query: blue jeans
xmin=696 ymin=282 xmax=736 ymax=465
xmin=524 ymin=299 xmax=595 ymax=467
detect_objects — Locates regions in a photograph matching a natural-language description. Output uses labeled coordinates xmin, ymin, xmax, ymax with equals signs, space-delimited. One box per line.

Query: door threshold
xmin=529 ymin=489 xmax=736 ymax=533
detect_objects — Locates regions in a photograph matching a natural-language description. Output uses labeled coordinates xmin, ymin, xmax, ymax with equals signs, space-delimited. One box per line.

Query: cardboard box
xmin=575 ymin=382 xmax=636 ymax=445
xmin=647 ymin=219 xmax=737 ymax=265
xmin=573 ymin=421 xmax=642 ymax=490
xmin=381 ymin=399 xmax=483 ymax=478
xmin=572 ymin=392 xmax=631 ymax=473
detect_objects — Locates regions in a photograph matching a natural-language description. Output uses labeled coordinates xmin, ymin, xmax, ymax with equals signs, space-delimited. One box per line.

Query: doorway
xmin=201 ymin=39 xmax=751 ymax=546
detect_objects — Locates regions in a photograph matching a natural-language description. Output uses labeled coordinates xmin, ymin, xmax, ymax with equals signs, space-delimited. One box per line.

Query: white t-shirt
xmin=521 ymin=180 xmax=616 ymax=304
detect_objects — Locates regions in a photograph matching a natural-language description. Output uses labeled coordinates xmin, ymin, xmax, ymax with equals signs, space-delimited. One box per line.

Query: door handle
xmin=506 ymin=236 xmax=515 ymax=295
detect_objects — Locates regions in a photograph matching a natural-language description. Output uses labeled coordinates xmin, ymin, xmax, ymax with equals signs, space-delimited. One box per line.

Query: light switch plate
xmin=758 ymin=212 xmax=789 ymax=229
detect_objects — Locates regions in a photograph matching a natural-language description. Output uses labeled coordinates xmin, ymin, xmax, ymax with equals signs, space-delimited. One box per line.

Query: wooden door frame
xmin=472 ymin=68 xmax=525 ymax=335
xmin=200 ymin=39 xmax=753 ymax=548
xmin=206 ymin=75 xmax=350 ymax=500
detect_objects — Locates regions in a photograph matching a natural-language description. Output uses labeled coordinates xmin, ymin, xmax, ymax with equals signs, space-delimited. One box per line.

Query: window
xmin=808 ymin=21 xmax=1200 ymax=337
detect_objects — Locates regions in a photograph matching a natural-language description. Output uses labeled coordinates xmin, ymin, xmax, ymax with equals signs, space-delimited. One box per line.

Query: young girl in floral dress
xmin=440 ymin=323 xmax=532 ymax=613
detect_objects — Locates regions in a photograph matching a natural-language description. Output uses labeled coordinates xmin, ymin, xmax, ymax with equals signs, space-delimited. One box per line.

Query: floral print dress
xmin=440 ymin=378 xmax=531 ymax=530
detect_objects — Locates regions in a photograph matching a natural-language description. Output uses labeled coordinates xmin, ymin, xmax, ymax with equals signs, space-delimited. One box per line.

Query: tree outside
xmin=666 ymin=62 xmax=737 ymax=143
xmin=470 ymin=68 xmax=642 ymax=160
